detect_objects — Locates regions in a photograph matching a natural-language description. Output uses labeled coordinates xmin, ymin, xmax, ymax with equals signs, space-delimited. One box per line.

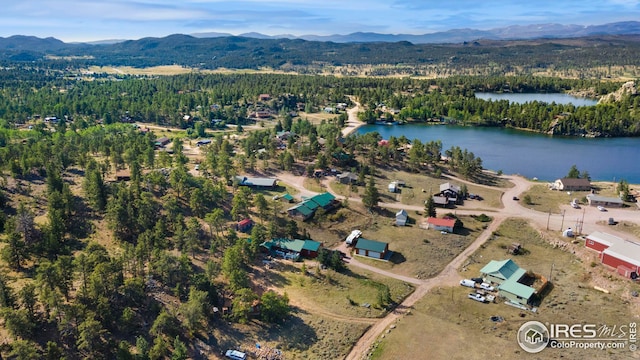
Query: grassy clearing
xmin=303 ymin=178 xmax=328 ymax=193
xmin=373 ymin=218 xmax=637 ymax=360
xmin=520 ymin=184 xmax=591 ymax=213
xmin=266 ymin=262 xmax=415 ymax=319
xmin=211 ymin=309 xmax=369 ymax=360
xmin=355 ymin=212 xmax=489 ymax=279
xmin=374 ymin=168 xmax=506 ymax=210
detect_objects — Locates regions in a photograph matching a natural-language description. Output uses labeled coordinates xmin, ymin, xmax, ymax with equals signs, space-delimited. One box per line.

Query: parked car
xmin=512 ymin=196 xmax=519 ymax=201
xmin=597 ymin=206 xmax=607 ymax=212
xmin=479 ymin=282 xmax=495 ymax=291
xmin=225 ymin=350 xmax=247 ymax=360
xmin=468 ymin=293 xmax=486 ymax=302
xmin=471 ymin=277 xmax=484 ymax=284
xmin=460 ymin=279 xmax=476 ymax=288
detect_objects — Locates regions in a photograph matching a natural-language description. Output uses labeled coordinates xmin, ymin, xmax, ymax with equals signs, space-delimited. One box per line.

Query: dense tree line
xmin=0 ymin=68 xmax=637 ymax=136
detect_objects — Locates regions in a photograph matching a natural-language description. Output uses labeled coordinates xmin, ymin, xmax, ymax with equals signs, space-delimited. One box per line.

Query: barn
xmin=584 ymin=231 xmax=640 ymax=279
xmin=584 ymin=231 xmax=622 ymax=253
xmin=354 ymin=238 xmax=389 ymax=260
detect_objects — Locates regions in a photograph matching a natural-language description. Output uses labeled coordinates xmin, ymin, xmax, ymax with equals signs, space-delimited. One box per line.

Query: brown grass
xmin=372 ymin=218 xmax=637 ymax=360
xmin=355 ymin=212 xmax=487 ymax=279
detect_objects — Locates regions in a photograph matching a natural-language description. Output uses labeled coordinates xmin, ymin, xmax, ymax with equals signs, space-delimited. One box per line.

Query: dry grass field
xmin=354 ymin=212 xmax=489 ymax=279
xmin=370 ymin=218 xmax=640 ymax=360
xmin=328 ymin=168 xmax=508 ymax=211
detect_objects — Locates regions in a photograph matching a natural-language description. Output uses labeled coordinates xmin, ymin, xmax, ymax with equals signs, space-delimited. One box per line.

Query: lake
xmin=356 ymin=124 xmax=640 ymax=183
xmin=475 ymin=92 xmax=599 ymax=106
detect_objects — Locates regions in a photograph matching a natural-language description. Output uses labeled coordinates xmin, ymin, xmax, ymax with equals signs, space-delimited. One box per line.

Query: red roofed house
xmin=237 ymin=218 xmax=254 ymax=233
xmin=425 ymin=217 xmax=456 ymax=233
xmin=585 ymin=231 xmax=640 ymax=279
xmin=259 ymin=94 xmax=271 ymax=101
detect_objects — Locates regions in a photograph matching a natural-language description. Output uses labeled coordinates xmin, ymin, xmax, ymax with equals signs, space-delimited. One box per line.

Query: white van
xmin=225 ymin=349 xmax=247 ymax=360
xmin=460 ymin=279 xmax=476 ymax=288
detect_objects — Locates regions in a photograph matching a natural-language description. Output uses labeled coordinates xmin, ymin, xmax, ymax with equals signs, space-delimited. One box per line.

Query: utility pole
xmin=560 ymin=210 xmax=566 ymax=231
xmin=546 ymin=209 xmax=551 ymax=230
xmin=549 ymin=263 xmax=555 ymax=283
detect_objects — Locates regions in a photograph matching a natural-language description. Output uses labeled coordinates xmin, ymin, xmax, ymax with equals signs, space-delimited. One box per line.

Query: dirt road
xmin=342 ymin=97 xmax=365 ymax=137
xmin=274 ymin=171 xmax=640 ymax=359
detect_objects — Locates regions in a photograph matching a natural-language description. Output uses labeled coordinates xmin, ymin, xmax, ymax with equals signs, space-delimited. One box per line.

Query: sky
xmin=1 ymin=0 xmax=640 ymax=42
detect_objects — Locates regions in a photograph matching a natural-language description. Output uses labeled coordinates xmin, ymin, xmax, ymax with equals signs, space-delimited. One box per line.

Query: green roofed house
xmin=287 ymin=192 xmax=338 ymax=220
xmin=480 ymin=259 xmax=546 ymax=306
xmin=480 ymin=259 xmax=522 ymax=285
xmin=261 ymin=238 xmax=322 ymax=259
xmin=354 ymin=238 xmax=389 ymax=260
xmin=280 ymin=193 xmax=294 ymax=203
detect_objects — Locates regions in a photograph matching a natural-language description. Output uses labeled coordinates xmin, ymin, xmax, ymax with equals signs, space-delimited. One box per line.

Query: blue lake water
xmin=475 ymin=92 xmax=599 ymax=106
xmin=356 ymin=124 xmax=640 ymax=183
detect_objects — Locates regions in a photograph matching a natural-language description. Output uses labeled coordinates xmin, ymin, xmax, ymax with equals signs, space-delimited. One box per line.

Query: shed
xmin=388 ymin=181 xmax=399 ymax=193
xmin=354 ymin=238 xmax=389 ymax=260
xmin=395 ymin=209 xmax=408 ymax=226
xmin=279 ymin=193 xmax=294 ymax=203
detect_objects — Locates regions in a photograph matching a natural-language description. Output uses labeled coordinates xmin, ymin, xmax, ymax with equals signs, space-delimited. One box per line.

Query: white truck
xmin=345 ymin=229 xmax=362 ymax=246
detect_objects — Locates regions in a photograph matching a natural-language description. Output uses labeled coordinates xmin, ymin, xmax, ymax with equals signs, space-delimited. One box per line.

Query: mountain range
xmin=191 ymin=21 xmax=640 ymax=44
xmin=1 ymin=21 xmax=639 ymax=50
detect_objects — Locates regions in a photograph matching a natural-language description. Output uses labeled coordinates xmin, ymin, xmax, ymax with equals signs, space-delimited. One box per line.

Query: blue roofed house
xmin=480 ymin=259 xmax=546 ymax=306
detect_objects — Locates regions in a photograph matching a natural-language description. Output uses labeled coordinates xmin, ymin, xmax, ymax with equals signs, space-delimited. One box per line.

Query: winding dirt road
xmin=270 ymin=101 xmax=640 ymax=360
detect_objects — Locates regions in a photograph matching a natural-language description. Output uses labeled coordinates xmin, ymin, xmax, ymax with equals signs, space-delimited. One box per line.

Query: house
xmin=437 ymin=182 xmax=463 ymax=205
xmin=196 ymin=139 xmax=212 ymax=146
xmin=425 ymin=217 xmax=456 ymax=233
xmin=287 ymin=192 xmax=338 ymax=220
xmin=479 ymin=259 xmax=545 ymax=306
xmin=337 ymin=172 xmax=359 ymax=185
xmin=234 ymin=176 xmax=278 ymax=188
xmin=395 ymin=209 xmax=408 ymax=226
xmin=115 ymin=169 xmax=131 ymax=181
xmin=354 ymin=238 xmax=389 ymax=260
xmin=480 ymin=259 xmax=522 ymax=285
xmin=258 ymin=94 xmax=271 ymax=101
xmin=155 ymin=137 xmax=171 ymax=148
xmin=586 ymin=194 xmax=624 ymax=208
xmin=431 ymin=196 xmax=450 ymax=208
xmin=552 ymin=178 xmax=591 ymax=191
xmin=584 ymin=231 xmax=640 ymax=278
xmin=236 ymin=218 xmax=254 ymax=233
xmin=261 ymin=238 xmax=323 ymax=259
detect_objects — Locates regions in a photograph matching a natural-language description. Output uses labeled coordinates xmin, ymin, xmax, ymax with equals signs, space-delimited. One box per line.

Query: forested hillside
xmin=2 ymin=34 xmax=640 ymax=78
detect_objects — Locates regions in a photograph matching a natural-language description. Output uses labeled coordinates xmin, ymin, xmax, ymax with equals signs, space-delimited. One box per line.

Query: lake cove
xmin=474 ymin=92 xmax=599 ymax=106
xmin=355 ymin=124 xmax=640 ymax=183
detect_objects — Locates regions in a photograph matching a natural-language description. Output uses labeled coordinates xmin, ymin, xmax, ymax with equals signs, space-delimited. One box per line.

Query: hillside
xmin=1 ymin=34 xmax=640 ymax=74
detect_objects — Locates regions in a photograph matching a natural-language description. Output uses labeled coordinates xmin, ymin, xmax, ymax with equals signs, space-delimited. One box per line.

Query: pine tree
xmin=362 ymin=176 xmax=380 ymax=211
